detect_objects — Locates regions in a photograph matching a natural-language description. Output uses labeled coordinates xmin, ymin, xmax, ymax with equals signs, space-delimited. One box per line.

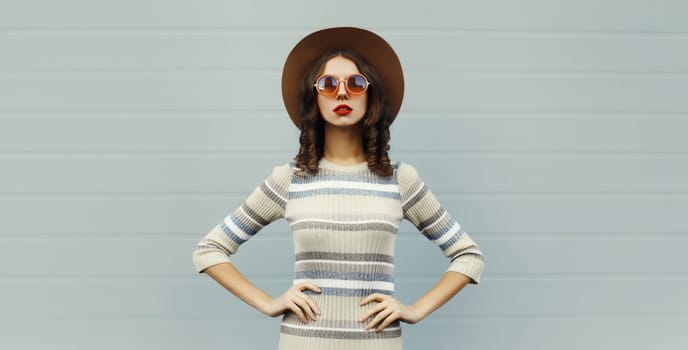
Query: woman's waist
xmin=294 ymin=275 xmax=395 ymax=297
xmin=280 ymin=295 xmax=401 ymax=339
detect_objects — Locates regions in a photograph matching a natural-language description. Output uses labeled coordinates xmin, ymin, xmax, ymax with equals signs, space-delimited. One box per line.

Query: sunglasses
xmin=313 ymin=74 xmax=371 ymax=96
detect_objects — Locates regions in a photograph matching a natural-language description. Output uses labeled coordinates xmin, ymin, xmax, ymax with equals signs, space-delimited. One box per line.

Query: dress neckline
xmin=319 ymin=157 xmax=369 ymax=172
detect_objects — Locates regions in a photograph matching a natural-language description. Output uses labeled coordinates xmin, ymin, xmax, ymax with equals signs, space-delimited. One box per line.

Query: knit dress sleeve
xmin=396 ymin=162 xmax=485 ymax=284
xmin=192 ymin=164 xmax=292 ymax=273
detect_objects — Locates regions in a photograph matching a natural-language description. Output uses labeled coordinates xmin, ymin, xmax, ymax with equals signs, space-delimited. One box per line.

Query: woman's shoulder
xmin=391 ymin=160 xmax=423 ymax=186
xmin=268 ymin=162 xmax=295 ymax=177
xmin=391 ymin=161 xmax=426 ymax=200
xmin=257 ymin=163 xmax=294 ymax=186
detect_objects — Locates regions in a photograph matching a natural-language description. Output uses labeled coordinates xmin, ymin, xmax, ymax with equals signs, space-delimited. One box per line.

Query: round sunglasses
xmin=313 ymin=74 xmax=371 ymax=96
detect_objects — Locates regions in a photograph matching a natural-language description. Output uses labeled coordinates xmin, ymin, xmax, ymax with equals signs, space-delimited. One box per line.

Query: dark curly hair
xmin=294 ymin=49 xmax=394 ymax=177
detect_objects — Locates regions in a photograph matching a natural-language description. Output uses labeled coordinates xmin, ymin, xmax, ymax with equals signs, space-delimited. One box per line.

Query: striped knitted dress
xmin=193 ymin=158 xmax=485 ymax=350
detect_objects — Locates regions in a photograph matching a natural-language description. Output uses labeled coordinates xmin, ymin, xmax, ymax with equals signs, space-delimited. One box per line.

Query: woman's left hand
xmin=359 ymin=293 xmax=423 ymax=332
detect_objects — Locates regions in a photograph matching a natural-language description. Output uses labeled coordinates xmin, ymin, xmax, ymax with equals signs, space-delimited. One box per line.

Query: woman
xmin=192 ymin=27 xmax=485 ymax=349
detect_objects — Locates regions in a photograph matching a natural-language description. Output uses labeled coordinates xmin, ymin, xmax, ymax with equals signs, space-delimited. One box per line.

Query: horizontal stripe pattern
xmin=260 ymin=181 xmax=286 ymax=208
xmin=194 ymin=160 xmax=484 ymax=349
xmin=290 ymin=220 xmax=398 ymax=233
xmin=397 ymin=163 xmax=485 ymax=283
xmin=289 ymin=212 xmax=401 ymax=223
xmin=290 ymin=180 xmax=399 ymax=193
xmin=289 ymin=187 xmax=401 ymax=200
xmin=301 ymin=287 xmax=394 ymax=297
xmin=295 ymin=252 xmax=394 ymax=264
xmin=281 ymin=161 xmax=404 ymax=342
xmin=401 ymin=180 xmax=429 ymax=212
xmin=294 ymin=251 xmax=395 ymax=297
xmin=281 ymin=313 xmax=401 ymax=339
xmin=221 ymin=214 xmax=258 ymax=243
xmin=294 ymin=278 xmax=394 ymax=294
xmin=294 ymin=271 xmax=393 ymax=283
xmin=241 ymin=203 xmax=270 ymax=226
xmin=294 ymin=261 xmax=394 ymax=274
xmin=289 ymin=168 xmax=401 ymax=200
xmin=291 ymin=173 xmax=398 ymax=185
xmin=216 ymin=167 xmax=290 ymax=245
xmin=192 ymin=165 xmax=292 ymax=272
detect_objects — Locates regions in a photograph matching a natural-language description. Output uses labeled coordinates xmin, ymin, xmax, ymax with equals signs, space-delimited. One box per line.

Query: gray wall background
xmin=1 ymin=1 xmax=687 ymax=349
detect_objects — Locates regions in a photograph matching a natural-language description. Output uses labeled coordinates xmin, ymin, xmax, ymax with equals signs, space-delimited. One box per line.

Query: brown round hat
xmin=281 ymin=27 xmax=404 ymax=129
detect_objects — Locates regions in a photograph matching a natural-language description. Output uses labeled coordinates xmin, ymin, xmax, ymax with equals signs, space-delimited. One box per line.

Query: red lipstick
xmin=333 ymin=104 xmax=353 ymax=115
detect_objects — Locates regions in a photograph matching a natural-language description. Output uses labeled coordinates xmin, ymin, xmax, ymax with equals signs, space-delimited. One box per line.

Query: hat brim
xmin=281 ymin=27 xmax=404 ymax=129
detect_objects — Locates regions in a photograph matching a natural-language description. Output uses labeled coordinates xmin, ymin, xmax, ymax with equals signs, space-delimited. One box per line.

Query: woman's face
xmin=316 ymin=56 xmax=368 ymax=128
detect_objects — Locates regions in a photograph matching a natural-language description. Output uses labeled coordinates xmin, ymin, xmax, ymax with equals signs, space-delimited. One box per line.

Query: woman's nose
xmin=336 ymin=80 xmax=348 ymax=99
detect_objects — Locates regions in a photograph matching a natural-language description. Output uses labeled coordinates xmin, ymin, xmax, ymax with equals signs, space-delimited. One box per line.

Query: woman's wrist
xmin=255 ymin=295 xmax=279 ymax=317
xmin=405 ymin=303 xmax=428 ymax=323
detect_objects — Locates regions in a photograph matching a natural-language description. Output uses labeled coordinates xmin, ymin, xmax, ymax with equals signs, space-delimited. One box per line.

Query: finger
xmin=376 ymin=311 xmax=400 ymax=333
xmin=292 ymin=296 xmax=317 ymax=321
xmin=359 ymin=302 xmax=386 ymax=322
xmin=297 ymin=292 xmax=321 ymax=315
xmin=366 ymin=307 xmax=393 ymax=330
xmin=360 ymin=293 xmax=385 ymax=306
xmin=288 ymin=302 xmax=308 ymax=323
xmin=297 ymin=283 xmax=322 ymax=293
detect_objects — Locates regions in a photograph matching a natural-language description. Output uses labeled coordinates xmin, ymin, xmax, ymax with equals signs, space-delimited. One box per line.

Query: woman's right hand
xmin=261 ymin=282 xmax=322 ymax=323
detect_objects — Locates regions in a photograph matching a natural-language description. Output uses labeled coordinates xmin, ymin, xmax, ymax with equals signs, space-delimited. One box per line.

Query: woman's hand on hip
xmin=359 ymin=293 xmax=422 ymax=332
xmin=261 ymin=282 xmax=321 ymax=323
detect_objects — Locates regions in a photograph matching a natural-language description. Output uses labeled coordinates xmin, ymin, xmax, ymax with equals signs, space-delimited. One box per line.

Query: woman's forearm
xmin=359 ymin=271 xmax=472 ymax=331
xmin=203 ymin=262 xmax=274 ymax=314
xmin=411 ymin=271 xmax=471 ymax=321
xmin=203 ymin=262 xmax=322 ymax=322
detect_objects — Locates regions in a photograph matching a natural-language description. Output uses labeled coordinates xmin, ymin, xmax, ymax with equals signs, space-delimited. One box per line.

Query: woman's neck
xmin=322 ymin=123 xmax=366 ymax=165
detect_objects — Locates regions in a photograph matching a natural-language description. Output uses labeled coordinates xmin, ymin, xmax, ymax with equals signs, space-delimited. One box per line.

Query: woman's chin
xmin=323 ymin=115 xmax=364 ymax=128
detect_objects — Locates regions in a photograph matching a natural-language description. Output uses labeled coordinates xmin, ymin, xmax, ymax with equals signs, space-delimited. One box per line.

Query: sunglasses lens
xmin=315 ymin=74 xmax=369 ymax=95
xmin=316 ymin=75 xmax=338 ymax=94
xmin=347 ymin=75 xmax=368 ymax=94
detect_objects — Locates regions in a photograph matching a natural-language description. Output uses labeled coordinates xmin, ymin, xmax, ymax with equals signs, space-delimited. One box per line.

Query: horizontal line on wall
xmin=425 ymin=313 xmax=688 ymax=321
xmin=2 ymin=231 xmax=685 ymax=240
xmin=2 ymin=192 xmax=688 ymax=199
xmin=390 ymin=28 xmax=688 ymax=38
xmin=0 ymin=111 xmax=688 ymax=120
xmin=476 ymin=273 xmax=688 ymax=281
xmin=3 ymin=313 xmax=688 ymax=322
xmin=0 ymin=69 xmax=275 ymax=77
xmin=2 ymin=151 xmax=688 ymax=158
xmin=1 ymin=27 xmax=687 ymax=38
xmin=0 ymin=108 xmax=278 ymax=114
xmin=0 ymin=151 xmax=301 ymax=157
xmin=1 ymin=273 xmax=686 ymax=282
xmin=2 ymin=68 xmax=688 ymax=78
xmin=1 ymin=108 xmax=688 ymax=116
